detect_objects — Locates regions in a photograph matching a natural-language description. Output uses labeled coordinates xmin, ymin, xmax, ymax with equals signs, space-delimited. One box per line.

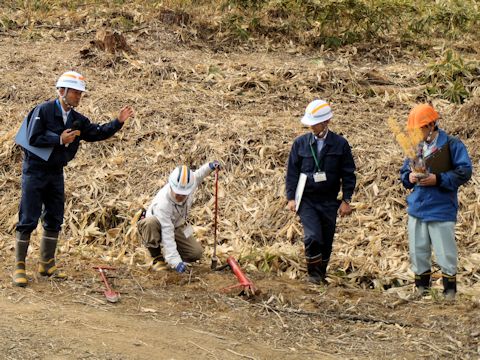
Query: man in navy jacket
xmin=13 ymin=71 xmax=134 ymax=287
xmin=400 ymin=104 xmax=472 ymax=300
xmin=286 ymin=100 xmax=356 ymax=284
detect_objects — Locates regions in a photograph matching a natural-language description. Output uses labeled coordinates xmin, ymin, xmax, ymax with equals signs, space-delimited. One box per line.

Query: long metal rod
xmin=211 ymin=168 xmax=219 ymax=269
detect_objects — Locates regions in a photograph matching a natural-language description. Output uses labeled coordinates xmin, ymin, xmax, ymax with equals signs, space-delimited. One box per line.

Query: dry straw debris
xmin=0 ymin=1 xmax=479 ymax=298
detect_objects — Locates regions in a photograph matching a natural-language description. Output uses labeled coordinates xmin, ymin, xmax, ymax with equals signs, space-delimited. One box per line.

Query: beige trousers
xmin=137 ymin=217 xmax=203 ymax=262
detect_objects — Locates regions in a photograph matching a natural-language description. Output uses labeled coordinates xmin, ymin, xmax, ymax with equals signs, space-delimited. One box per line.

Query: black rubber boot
xmin=319 ymin=258 xmax=329 ymax=280
xmin=148 ymin=246 xmax=164 ymax=264
xmin=307 ymin=257 xmax=327 ymax=285
xmin=442 ymin=274 xmax=457 ymax=301
xmin=414 ymin=271 xmax=431 ymax=296
xmin=38 ymin=230 xmax=66 ymax=278
xmin=13 ymin=231 xmax=30 ymax=287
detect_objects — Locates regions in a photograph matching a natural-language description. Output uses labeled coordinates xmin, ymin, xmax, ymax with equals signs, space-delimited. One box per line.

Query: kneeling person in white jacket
xmin=138 ymin=161 xmax=221 ymax=273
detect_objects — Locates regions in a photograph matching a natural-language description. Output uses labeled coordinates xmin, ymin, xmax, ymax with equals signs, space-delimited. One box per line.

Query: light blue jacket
xmin=400 ymin=130 xmax=472 ymax=222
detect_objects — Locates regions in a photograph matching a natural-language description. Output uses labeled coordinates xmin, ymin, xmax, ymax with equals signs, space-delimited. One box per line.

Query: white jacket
xmin=145 ymin=163 xmax=213 ymax=268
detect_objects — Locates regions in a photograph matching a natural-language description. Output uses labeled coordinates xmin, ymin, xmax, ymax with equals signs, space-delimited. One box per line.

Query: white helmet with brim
xmin=169 ymin=165 xmax=196 ymax=195
xmin=56 ymin=71 xmax=86 ymax=92
xmin=301 ymin=99 xmax=333 ymax=126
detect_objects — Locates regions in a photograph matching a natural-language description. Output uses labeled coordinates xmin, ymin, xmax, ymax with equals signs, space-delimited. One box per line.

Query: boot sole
xmin=13 ymin=280 xmax=28 ymax=287
xmin=307 ymin=276 xmax=327 ymax=285
xmin=38 ymin=272 xmax=67 ymax=279
xmin=38 ymin=263 xmax=67 ymax=279
xmin=13 ymin=267 xmax=28 ymax=287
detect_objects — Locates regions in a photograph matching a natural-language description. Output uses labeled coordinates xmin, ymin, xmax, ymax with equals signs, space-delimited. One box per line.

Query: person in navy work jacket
xmin=286 ymin=99 xmax=356 ymax=285
xmin=13 ymin=71 xmax=134 ymax=287
xmin=400 ymin=104 xmax=472 ymax=300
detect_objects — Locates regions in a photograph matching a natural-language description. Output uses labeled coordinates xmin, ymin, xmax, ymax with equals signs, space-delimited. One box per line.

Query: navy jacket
xmin=23 ymin=100 xmax=123 ymax=171
xmin=286 ymin=131 xmax=356 ymax=202
xmin=400 ymin=130 xmax=472 ymax=222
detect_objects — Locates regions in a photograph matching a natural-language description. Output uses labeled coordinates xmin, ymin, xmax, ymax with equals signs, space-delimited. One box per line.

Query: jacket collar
xmin=54 ymin=98 xmax=77 ymax=127
xmin=436 ymin=129 xmax=448 ymax=147
xmin=309 ymin=130 xmax=331 ymax=144
xmin=324 ymin=130 xmax=335 ymax=145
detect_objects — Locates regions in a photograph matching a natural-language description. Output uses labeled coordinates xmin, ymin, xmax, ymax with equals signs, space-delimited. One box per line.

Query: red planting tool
xmin=211 ymin=168 xmax=220 ymax=270
xmin=93 ymin=266 xmax=120 ymax=303
xmin=222 ymin=256 xmax=260 ymax=296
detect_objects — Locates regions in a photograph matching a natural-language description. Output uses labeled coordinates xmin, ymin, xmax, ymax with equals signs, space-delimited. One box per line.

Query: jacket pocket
xmin=323 ymin=151 xmax=342 ymax=172
xmin=298 ymin=149 xmax=315 ymax=173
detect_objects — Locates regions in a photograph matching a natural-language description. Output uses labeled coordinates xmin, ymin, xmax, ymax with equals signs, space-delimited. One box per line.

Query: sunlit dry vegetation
xmin=0 ymin=0 xmax=479 ymax=297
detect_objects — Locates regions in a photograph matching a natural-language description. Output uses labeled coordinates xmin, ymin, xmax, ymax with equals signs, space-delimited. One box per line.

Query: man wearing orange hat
xmin=286 ymin=99 xmax=356 ymax=285
xmin=400 ymin=104 xmax=472 ymax=300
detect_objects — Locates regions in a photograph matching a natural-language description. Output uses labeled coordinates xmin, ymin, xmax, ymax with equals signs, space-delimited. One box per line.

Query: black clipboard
xmin=424 ymin=142 xmax=452 ymax=175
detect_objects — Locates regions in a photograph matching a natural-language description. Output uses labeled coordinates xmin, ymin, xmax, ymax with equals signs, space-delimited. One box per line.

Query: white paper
xmin=313 ymin=172 xmax=327 ymax=182
xmin=295 ymin=173 xmax=307 ymax=212
xmin=183 ymin=224 xmax=194 ymax=239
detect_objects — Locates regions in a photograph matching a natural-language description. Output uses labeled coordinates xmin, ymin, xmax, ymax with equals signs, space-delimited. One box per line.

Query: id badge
xmin=313 ymin=172 xmax=327 ymax=183
xmin=183 ymin=224 xmax=194 ymax=238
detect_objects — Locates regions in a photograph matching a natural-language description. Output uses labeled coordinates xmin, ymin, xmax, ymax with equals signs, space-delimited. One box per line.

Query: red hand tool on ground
xmin=93 ymin=266 xmax=120 ymax=303
xmin=222 ymin=256 xmax=260 ymax=296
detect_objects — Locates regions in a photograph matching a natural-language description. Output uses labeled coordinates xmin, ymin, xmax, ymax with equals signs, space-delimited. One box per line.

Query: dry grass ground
xmin=0 ymin=2 xmax=479 ymax=358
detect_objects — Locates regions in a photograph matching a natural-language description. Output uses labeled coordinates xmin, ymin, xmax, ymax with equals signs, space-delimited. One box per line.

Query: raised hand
xmin=118 ymin=106 xmax=135 ymax=123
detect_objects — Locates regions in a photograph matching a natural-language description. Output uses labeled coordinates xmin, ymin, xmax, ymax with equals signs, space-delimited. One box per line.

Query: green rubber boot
xmin=13 ymin=231 xmax=30 ymax=287
xmin=38 ymin=230 xmax=66 ymax=279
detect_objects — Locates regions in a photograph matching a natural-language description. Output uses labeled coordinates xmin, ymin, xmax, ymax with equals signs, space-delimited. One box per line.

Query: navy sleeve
xmin=438 ymin=138 xmax=472 ymax=191
xmin=340 ymin=141 xmax=356 ymax=200
xmin=78 ymin=116 xmax=124 ymax=142
xmin=400 ymin=158 xmax=415 ymax=189
xmin=285 ymin=140 xmax=301 ymax=200
xmin=28 ymin=105 xmax=61 ymax=147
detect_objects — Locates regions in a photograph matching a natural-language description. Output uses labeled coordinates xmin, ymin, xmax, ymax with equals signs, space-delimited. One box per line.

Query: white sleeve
xmin=152 ymin=204 xmax=183 ymax=268
xmin=193 ymin=162 xmax=213 ymax=185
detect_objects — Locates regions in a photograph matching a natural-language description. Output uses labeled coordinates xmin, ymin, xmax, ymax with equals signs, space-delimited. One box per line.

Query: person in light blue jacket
xmin=400 ymin=104 xmax=472 ymax=300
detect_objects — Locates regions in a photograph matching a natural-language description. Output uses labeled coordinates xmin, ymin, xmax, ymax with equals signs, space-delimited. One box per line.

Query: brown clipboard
xmin=424 ymin=142 xmax=452 ymax=174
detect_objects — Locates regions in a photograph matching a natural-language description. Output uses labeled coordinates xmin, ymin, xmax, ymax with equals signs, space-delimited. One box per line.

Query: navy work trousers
xmin=16 ymin=167 xmax=64 ymax=234
xmin=298 ymin=197 xmax=339 ymax=263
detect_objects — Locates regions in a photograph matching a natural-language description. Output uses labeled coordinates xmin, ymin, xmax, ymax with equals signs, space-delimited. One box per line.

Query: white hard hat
xmin=169 ymin=165 xmax=196 ymax=195
xmin=301 ymin=99 xmax=333 ymax=126
xmin=55 ymin=71 xmax=86 ymax=92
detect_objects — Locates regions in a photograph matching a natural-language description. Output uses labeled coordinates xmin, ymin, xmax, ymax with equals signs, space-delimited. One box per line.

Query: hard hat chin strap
xmin=316 ymin=126 xmax=328 ymax=139
xmin=425 ymin=122 xmax=436 ymax=143
xmin=59 ymin=88 xmax=75 ymax=109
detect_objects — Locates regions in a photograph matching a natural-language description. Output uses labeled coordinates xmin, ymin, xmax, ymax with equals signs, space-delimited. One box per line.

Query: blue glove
xmin=209 ymin=160 xmax=221 ymax=170
xmin=175 ymin=262 xmax=186 ymax=273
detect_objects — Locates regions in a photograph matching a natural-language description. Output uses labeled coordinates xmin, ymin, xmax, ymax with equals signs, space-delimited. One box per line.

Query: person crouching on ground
xmin=138 ymin=161 xmax=221 ymax=273
xmin=286 ymin=99 xmax=356 ymax=285
xmin=400 ymin=104 xmax=472 ymax=300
